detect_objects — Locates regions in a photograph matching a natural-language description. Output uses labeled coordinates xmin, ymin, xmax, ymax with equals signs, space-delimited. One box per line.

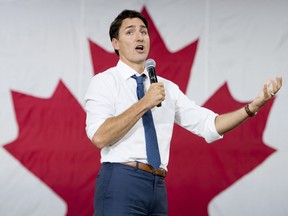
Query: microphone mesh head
xmin=145 ymin=58 xmax=156 ymax=69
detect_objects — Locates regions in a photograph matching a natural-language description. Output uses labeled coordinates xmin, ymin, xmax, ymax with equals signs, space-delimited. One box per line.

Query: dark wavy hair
xmin=109 ymin=9 xmax=149 ymax=56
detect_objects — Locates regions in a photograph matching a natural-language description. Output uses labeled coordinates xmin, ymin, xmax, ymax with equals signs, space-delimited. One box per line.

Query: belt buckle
xmin=152 ymin=168 xmax=166 ymax=177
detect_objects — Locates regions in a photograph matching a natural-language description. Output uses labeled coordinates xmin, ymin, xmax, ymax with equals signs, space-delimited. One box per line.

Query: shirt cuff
xmin=204 ymin=114 xmax=223 ymax=143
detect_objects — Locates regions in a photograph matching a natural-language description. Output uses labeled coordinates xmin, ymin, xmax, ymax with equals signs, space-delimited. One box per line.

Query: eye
xmin=126 ymin=30 xmax=133 ymax=35
xmin=141 ymin=30 xmax=147 ymax=35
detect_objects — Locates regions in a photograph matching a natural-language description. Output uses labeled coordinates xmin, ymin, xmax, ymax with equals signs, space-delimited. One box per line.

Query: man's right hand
xmin=143 ymin=82 xmax=165 ymax=109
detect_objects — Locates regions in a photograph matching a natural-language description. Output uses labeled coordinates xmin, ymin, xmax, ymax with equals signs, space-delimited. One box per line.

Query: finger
xmin=264 ymin=83 xmax=271 ymax=98
xmin=270 ymin=79 xmax=277 ymax=93
xmin=271 ymin=76 xmax=283 ymax=95
xmin=265 ymin=80 xmax=273 ymax=93
xmin=276 ymin=76 xmax=283 ymax=89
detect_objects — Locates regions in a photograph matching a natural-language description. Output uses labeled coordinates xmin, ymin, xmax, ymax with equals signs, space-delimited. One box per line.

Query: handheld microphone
xmin=145 ymin=58 xmax=161 ymax=107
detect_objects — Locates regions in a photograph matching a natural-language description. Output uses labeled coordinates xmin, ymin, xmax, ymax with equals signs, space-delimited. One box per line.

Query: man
xmin=84 ymin=9 xmax=282 ymax=216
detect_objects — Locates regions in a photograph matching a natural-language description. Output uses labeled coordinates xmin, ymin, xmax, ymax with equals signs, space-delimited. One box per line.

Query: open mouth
xmin=135 ymin=45 xmax=144 ymax=51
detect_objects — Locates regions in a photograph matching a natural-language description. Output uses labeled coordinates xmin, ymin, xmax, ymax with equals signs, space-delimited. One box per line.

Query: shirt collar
xmin=116 ymin=60 xmax=149 ymax=80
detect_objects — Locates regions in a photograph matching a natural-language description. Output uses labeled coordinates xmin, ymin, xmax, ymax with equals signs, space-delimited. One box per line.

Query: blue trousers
xmin=94 ymin=163 xmax=168 ymax=216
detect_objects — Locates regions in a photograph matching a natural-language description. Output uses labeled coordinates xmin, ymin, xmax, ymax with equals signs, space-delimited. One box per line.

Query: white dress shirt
xmin=84 ymin=60 xmax=222 ymax=170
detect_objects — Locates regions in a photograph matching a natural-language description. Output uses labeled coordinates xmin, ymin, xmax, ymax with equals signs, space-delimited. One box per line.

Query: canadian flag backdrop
xmin=1 ymin=0 xmax=288 ymax=216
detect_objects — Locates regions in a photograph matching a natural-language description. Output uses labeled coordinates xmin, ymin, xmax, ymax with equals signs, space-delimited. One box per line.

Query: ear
xmin=111 ymin=38 xmax=119 ymax=52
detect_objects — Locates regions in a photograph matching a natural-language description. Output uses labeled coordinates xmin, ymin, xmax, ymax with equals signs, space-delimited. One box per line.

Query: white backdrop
xmin=0 ymin=0 xmax=288 ymax=215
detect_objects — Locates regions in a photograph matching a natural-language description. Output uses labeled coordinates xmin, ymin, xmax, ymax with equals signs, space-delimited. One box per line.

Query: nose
xmin=136 ymin=31 xmax=144 ymax=41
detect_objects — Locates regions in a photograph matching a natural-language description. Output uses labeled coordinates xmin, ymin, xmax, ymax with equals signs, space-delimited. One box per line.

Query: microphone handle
xmin=148 ymin=67 xmax=162 ymax=107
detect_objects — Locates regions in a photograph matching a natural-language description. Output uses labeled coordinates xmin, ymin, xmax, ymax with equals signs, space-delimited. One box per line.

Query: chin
xmin=141 ymin=54 xmax=149 ymax=61
xmin=134 ymin=56 xmax=146 ymax=63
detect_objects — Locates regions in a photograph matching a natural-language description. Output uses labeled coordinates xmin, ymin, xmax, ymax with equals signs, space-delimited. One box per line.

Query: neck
xmin=119 ymin=58 xmax=145 ymax=74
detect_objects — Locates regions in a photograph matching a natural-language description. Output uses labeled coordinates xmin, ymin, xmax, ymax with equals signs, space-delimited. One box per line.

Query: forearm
xmin=215 ymin=105 xmax=253 ymax=135
xmin=90 ymin=82 xmax=165 ymax=149
xmin=91 ymin=99 xmax=149 ymax=149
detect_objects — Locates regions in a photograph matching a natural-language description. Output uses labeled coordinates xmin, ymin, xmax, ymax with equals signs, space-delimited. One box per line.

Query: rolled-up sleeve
xmin=84 ymin=73 xmax=114 ymax=140
xmin=174 ymin=90 xmax=223 ymax=143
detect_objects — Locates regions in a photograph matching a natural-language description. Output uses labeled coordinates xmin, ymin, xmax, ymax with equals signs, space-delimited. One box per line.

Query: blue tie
xmin=132 ymin=75 xmax=161 ymax=169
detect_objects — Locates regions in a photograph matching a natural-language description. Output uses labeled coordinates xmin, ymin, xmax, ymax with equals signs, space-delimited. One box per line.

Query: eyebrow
xmin=124 ymin=24 xmax=147 ymax=30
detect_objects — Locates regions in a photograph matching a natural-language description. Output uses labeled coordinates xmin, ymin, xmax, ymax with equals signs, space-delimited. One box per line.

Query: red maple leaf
xmin=89 ymin=7 xmax=276 ymax=216
xmin=4 ymin=81 xmax=100 ymax=216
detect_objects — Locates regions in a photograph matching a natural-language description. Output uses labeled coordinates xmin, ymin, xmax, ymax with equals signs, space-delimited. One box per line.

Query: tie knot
xmin=132 ymin=74 xmax=145 ymax=85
